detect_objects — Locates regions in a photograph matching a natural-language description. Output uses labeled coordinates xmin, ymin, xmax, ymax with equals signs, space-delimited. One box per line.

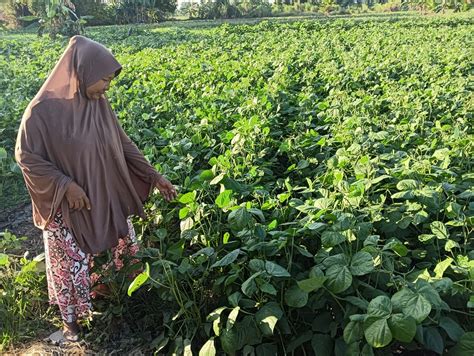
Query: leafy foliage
xmin=0 ymin=232 xmax=51 ymax=350
xmin=1 ymin=13 xmax=473 ymax=354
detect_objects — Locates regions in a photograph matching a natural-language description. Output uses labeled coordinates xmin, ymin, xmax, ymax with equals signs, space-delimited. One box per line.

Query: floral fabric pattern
xmin=43 ymin=210 xmax=137 ymax=322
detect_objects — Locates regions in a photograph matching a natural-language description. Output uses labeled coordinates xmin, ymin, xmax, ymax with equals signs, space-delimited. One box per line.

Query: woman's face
xmin=86 ymin=73 xmax=115 ymax=100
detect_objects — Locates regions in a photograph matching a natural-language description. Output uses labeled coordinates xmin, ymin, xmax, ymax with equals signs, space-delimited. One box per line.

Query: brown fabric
xmin=15 ymin=35 xmax=160 ymax=254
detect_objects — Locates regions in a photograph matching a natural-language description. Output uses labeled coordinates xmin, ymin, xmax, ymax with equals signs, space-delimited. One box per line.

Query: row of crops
xmin=1 ymin=14 xmax=473 ymax=354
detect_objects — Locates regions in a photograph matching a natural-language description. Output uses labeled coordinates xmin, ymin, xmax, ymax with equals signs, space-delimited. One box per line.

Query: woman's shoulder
xmin=28 ymin=97 xmax=73 ymax=119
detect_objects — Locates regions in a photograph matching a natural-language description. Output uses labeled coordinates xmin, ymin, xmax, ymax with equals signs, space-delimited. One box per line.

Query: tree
xmin=112 ymin=0 xmax=177 ymax=24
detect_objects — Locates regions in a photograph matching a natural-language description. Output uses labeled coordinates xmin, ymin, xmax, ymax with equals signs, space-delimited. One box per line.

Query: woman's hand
xmin=155 ymin=175 xmax=177 ymax=202
xmin=65 ymin=181 xmax=91 ymax=211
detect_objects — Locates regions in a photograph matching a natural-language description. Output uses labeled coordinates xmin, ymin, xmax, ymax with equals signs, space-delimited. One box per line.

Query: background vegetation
xmin=1 ymin=9 xmax=473 ymax=356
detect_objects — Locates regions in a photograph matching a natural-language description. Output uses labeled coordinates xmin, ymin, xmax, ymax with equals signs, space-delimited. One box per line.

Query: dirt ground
xmin=0 ymin=203 xmax=42 ymax=255
xmin=4 ymin=342 xmax=91 ymax=356
xmin=3 ymin=342 xmax=149 ymax=356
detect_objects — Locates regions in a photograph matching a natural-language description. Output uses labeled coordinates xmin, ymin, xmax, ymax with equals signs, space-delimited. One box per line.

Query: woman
xmin=15 ymin=35 xmax=177 ymax=344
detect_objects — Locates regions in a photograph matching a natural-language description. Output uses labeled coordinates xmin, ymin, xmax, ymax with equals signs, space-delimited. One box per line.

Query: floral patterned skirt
xmin=43 ymin=210 xmax=138 ymax=323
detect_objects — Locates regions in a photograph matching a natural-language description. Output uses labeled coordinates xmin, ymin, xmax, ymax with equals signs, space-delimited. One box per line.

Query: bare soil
xmin=0 ymin=203 xmax=43 ymax=255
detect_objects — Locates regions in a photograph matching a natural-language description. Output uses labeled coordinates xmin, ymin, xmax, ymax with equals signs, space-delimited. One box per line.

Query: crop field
xmin=1 ymin=13 xmax=473 ymax=354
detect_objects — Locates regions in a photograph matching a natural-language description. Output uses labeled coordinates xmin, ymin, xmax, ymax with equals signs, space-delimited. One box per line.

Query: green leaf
xmin=311 ymin=334 xmax=334 ymax=356
xmin=256 ymin=343 xmax=278 ymax=356
xmin=287 ymin=330 xmax=312 ymax=352
xmin=0 ymin=147 xmax=6 ymax=160
xmin=388 ymin=314 xmax=416 ymax=343
xmin=249 ymin=259 xmax=265 ymax=272
xmin=325 ymin=265 xmax=352 ymax=294
xmin=249 ymin=208 xmax=265 ymax=223
xmin=445 ymin=239 xmax=460 ymax=252
xmin=255 ymin=302 xmax=283 ymax=336
xmin=397 ymin=179 xmax=419 ymax=190
xmin=423 ymin=327 xmax=444 ymax=355
xmin=419 ymin=234 xmax=436 ymax=242
xmin=241 ymin=272 xmax=262 ymax=297
xmin=383 ymin=239 xmax=408 ymax=257
xmin=297 ymin=276 xmax=327 ymax=292
xmin=344 ymin=296 xmax=369 ymax=311
xmin=192 ymin=247 xmax=215 ymax=258
xmin=295 ymin=244 xmax=313 ymax=258
xmin=179 ymin=207 xmax=189 ymax=219
xmin=200 ymin=170 xmax=214 ymax=181
xmin=392 ymin=190 xmax=415 ymax=200
xmin=221 ymin=315 xmax=261 ymax=352
xmin=307 ymin=222 xmax=326 ymax=231
xmin=434 ymin=257 xmax=453 ymax=279
xmin=199 ymin=338 xmax=216 ymax=356
xmin=228 ymin=292 xmax=241 ymax=307
xmin=211 ymin=249 xmax=240 ymax=268
xmin=334 ymin=336 xmax=347 ymax=356
xmin=309 ymin=266 xmax=325 ymax=278
xmin=220 ymin=327 xmax=240 ymax=354
xmin=321 ymin=231 xmax=346 ymax=247
xmin=297 ymin=159 xmax=309 ymax=169
xmin=361 ymin=343 xmax=374 ymax=356
xmin=284 ymin=285 xmax=308 ymax=308
xmin=179 ymin=191 xmax=196 ymax=204
xmin=323 ymin=253 xmax=349 ymax=268
xmin=223 ymin=232 xmax=230 ymax=244
xmin=431 ymin=221 xmax=448 ymax=239
xmin=226 ymin=306 xmax=240 ymax=331
xmin=350 ymin=251 xmax=375 ymax=276
xmin=439 ymin=316 xmax=464 ymax=342
xmin=346 ymin=341 xmax=360 ymax=355
xmin=228 ymin=208 xmax=252 ymax=231
xmin=242 ymin=345 xmax=254 ymax=356
xmin=265 ymin=261 xmax=291 ymax=277
xmin=391 ymin=288 xmax=431 ymax=323
xmin=259 ymin=282 xmax=277 ymax=295
xmin=367 ymin=296 xmax=392 ymax=318
xmin=207 ymin=307 xmax=226 ymax=336
xmin=413 ymin=210 xmax=429 ymax=225
xmin=344 ymin=321 xmax=364 ymax=344
xmin=151 ymin=333 xmax=169 ymax=352
xmin=216 ymin=189 xmax=233 ymax=208
xmin=127 ymin=262 xmax=149 ymax=296
xmin=364 ymin=318 xmax=393 ymax=348
xmin=468 ymin=295 xmax=474 ymax=309
xmin=0 ymin=253 xmax=9 ymax=266
xmin=450 ymin=332 xmax=474 ymax=356
xmin=268 ymin=219 xmax=278 ymax=230
xmin=414 ymin=281 xmax=444 ymax=309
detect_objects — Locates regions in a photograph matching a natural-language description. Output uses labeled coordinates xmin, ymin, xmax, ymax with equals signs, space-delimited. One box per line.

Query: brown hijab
xmin=15 ymin=35 xmax=160 ymax=254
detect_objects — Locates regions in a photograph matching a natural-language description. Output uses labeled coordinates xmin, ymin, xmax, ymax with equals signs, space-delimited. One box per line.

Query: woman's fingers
xmin=167 ymin=185 xmax=177 ymax=199
xmin=70 ymin=197 xmax=90 ymax=210
xmin=156 ymin=177 xmax=177 ymax=201
xmin=164 ymin=182 xmax=177 ymax=199
xmin=84 ymin=195 xmax=91 ymax=210
xmin=66 ymin=183 xmax=91 ymax=210
xmin=165 ymin=189 xmax=174 ymax=201
xmin=162 ymin=189 xmax=171 ymax=202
